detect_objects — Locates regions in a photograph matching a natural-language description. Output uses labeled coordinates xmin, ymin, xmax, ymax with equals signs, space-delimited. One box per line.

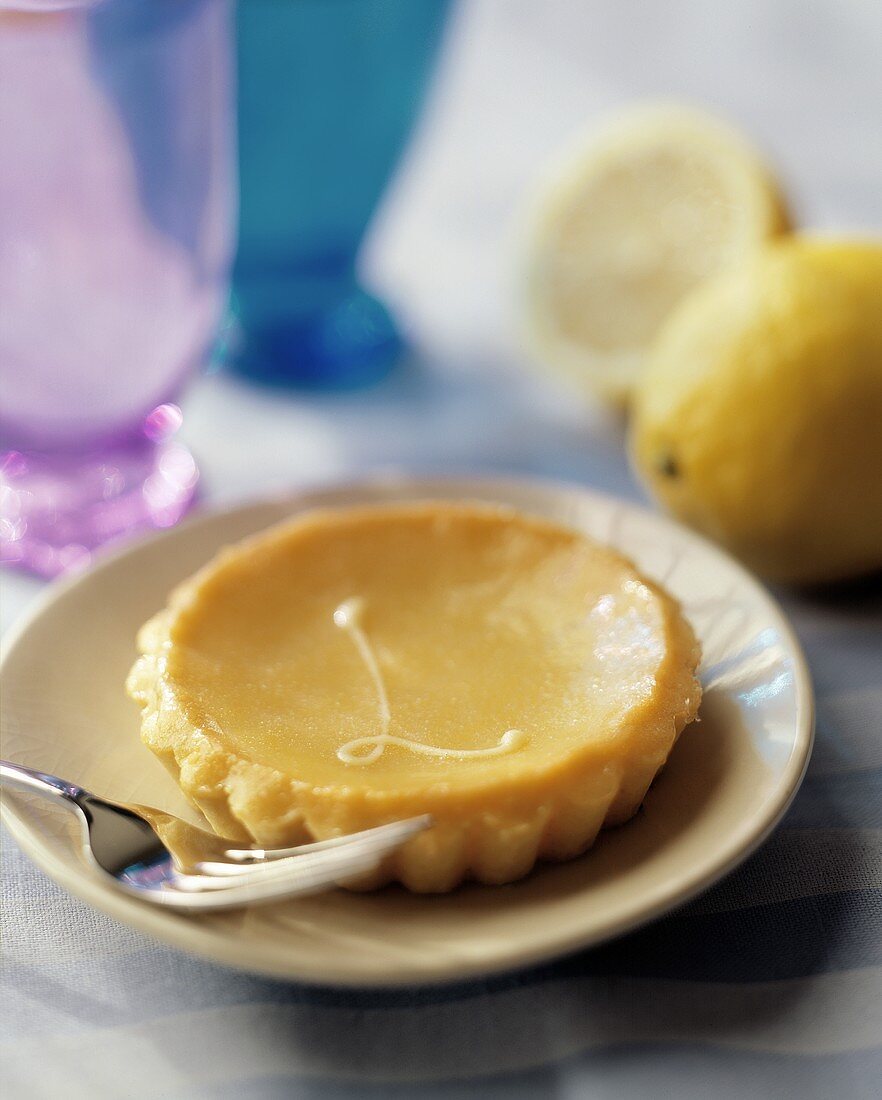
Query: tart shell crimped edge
xmin=127 ymin=591 xmax=701 ymax=894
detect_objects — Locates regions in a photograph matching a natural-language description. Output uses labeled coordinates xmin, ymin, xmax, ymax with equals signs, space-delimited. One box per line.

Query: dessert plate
xmin=0 ymin=477 xmax=814 ymax=987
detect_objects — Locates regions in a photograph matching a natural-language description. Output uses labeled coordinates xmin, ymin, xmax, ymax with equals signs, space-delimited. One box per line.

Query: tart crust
xmin=127 ymin=502 xmax=701 ymax=892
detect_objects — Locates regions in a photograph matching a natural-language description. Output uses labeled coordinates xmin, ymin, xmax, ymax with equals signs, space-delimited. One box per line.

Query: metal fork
xmin=0 ymin=760 xmax=430 ymax=910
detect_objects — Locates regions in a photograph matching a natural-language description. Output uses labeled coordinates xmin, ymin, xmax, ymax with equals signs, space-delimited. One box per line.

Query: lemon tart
xmin=127 ymin=502 xmax=701 ymax=892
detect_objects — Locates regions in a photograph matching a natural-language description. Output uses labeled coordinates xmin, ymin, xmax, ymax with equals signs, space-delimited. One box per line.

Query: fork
xmin=0 ymin=760 xmax=431 ymax=910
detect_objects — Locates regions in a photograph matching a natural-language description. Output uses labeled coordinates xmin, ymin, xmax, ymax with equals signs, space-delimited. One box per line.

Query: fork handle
xmin=0 ymin=760 xmax=85 ymax=805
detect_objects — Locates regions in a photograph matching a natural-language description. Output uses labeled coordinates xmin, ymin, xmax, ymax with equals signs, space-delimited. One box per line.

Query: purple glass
xmin=0 ymin=0 xmax=234 ymax=578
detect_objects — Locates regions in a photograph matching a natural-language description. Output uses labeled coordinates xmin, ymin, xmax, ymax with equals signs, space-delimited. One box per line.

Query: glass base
xmin=230 ymin=286 xmax=403 ymax=389
xmin=1 ymin=435 xmax=198 ymax=579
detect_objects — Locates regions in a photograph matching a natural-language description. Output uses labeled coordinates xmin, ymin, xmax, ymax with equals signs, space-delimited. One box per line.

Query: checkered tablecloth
xmin=2 ymin=3 xmax=880 ymax=1097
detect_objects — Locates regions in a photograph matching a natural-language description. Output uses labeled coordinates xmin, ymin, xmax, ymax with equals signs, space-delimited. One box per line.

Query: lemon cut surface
xmin=523 ymin=104 xmax=789 ymax=403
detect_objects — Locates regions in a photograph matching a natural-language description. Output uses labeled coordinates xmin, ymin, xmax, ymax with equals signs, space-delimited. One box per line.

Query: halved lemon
xmin=521 ymin=103 xmax=790 ymax=404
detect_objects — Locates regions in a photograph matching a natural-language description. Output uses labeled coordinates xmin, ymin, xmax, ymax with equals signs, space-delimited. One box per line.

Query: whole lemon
xmin=630 ymin=237 xmax=882 ymax=584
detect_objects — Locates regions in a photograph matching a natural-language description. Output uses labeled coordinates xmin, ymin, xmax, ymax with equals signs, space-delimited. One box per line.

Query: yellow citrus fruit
xmin=630 ymin=237 xmax=882 ymax=584
xmin=521 ymin=103 xmax=789 ymax=404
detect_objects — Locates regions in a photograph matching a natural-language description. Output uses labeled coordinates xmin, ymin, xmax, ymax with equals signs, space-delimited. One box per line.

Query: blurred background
xmin=1 ymin=0 xmax=880 ymax=592
xmin=188 ymin=0 xmax=882 ymax=499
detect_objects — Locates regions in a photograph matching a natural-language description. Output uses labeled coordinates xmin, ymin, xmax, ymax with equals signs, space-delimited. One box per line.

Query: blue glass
xmin=232 ymin=0 xmax=451 ymax=388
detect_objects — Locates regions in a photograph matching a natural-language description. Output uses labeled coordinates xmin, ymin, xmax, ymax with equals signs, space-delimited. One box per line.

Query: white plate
xmin=1 ymin=477 xmax=814 ymax=987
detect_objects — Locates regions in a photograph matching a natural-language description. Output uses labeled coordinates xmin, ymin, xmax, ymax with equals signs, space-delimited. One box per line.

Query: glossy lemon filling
xmin=127 ymin=502 xmax=701 ymax=892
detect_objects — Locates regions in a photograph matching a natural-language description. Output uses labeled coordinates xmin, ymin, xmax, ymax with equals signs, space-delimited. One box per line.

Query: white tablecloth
xmin=2 ymin=2 xmax=881 ymax=1096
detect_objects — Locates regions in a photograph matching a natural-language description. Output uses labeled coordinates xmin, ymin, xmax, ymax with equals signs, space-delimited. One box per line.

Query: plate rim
xmin=0 ymin=473 xmax=815 ymax=987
